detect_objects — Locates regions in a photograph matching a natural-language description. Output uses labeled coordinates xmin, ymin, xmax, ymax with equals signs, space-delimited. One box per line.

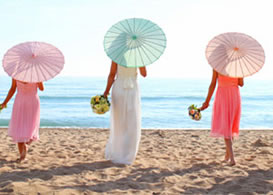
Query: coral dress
xmin=8 ymin=81 xmax=40 ymax=143
xmin=105 ymin=65 xmax=141 ymax=165
xmin=211 ymin=74 xmax=241 ymax=139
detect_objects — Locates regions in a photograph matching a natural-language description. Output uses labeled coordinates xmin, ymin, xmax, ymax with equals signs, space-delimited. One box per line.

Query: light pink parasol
xmin=206 ymin=32 xmax=265 ymax=78
xmin=2 ymin=41 xmax=65 ymax=82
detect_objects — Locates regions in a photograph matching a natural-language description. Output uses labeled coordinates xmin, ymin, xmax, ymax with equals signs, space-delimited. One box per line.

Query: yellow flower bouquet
xmin=90 ymin=95 xmax=110 ymax=114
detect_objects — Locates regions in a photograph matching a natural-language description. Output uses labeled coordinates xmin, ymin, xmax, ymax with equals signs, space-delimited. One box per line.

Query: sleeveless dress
xmin=211 ymin=74 xmax=241 ymax=139
xmin=105 ymin=65 xmax=141 ymax=165
xmin=8 ymin=81 xmax=40 ymax=143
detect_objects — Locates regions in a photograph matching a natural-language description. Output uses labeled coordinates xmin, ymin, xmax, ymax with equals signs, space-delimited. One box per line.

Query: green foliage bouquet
xmin=90 ymin=95 xmax=110 ymax=114
xmin=188 ymin=104 xmax=202 ymax=121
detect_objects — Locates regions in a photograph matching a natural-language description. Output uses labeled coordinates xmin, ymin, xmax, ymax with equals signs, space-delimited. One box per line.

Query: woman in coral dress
xmin=103 ymin=61 xmax=147 ymax=165
xmin=200 ymin=70 xmax=244 ymax=166
xmin=1 ymin=79 xmax=44 ymax=162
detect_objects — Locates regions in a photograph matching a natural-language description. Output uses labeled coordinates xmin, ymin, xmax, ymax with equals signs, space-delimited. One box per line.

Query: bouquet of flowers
xmin=90 ymin=95 xmax=110 ymax=114
xmin=0 ymin=105 xmax=7 ymax=113
xmin=188 ymin=104 xmax=202 ymax=121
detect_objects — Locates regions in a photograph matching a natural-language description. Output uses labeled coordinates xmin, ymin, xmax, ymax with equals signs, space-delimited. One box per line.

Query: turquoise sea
xmin=0 ymin=76 xmax=273 ymax=129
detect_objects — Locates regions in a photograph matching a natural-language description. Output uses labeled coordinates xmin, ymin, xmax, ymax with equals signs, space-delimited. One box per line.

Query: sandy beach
xmin=0 ymin=128 xmax=272 ymax=195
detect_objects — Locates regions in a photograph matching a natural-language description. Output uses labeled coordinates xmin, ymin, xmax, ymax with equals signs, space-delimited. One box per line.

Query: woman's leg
xmin=17 ymin=142 xmax=27 ymax=162
xmin=224 ymin=139 xmax=230 ymax=161
xmin=17 ymin=143 xmax=24 ymax=156
xmin=224 ymin=138 xmax=236 ymax=166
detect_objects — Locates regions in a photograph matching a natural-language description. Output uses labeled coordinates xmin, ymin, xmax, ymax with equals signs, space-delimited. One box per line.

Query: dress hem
xmin=210 ymin=132 xmax=239 ymax=139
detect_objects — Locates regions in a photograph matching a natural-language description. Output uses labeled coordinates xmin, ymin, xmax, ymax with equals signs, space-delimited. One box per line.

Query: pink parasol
xmin=206 ymin=32 xmax=265 ymax=78
xmin=2 ymin=41 xmax=65 ymax=82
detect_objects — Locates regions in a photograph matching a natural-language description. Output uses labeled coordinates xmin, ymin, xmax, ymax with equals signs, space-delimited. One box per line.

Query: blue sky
xmin=0 ymin=0 xmax=272 ymax=79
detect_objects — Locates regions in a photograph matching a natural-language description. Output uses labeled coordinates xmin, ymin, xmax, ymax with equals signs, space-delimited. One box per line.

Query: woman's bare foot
xmin=229 ymin=159 xmax=236 ymax=166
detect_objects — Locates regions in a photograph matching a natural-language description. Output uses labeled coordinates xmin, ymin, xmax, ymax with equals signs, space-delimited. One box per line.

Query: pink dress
xmin=211 ymin=75 xmax=241 ymax=139
xmin=8 ymin=81 xmax=40 ymax=143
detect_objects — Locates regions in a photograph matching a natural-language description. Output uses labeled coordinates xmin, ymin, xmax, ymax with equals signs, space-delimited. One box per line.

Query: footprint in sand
xmin=258 ymin=149 xmax=271 ymax=155
xmin=189 ymin=175 xmax=198 ymax=180
xmin=73 ymin=150 xmax=81 ymax=154
xmin=251 ymin=139 xmax=269 ymax=147
xmin=245 ymin=155 xmax=256 ymax=161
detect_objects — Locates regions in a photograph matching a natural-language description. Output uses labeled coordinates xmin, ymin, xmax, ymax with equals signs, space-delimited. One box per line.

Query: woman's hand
xmin=200 ymin=102 xmax=209 ymax=111
xmin=0 ymin=103 xmax=7 ymax=109
xmin=103 ymin=91 xmax=108 ymax=98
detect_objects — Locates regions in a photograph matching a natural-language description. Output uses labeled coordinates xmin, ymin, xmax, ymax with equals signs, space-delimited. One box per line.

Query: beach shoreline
xmin=0 ymin=128 xmax=272 ymax=194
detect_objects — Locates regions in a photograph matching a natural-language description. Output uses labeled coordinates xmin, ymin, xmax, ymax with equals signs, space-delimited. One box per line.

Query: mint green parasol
xmin=104 ymin=18 xmax=166 ymax=67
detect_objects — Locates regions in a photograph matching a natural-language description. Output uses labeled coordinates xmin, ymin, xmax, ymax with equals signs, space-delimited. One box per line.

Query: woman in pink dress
xmin=200 ymin=69 xmax=244 ymax=166
xmin=1 ymin=79 xmax=44 ymax=162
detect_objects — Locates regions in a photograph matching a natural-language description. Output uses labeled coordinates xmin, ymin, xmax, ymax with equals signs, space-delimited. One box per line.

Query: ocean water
xmin=0 ymin=76 xmax=273 ymax=129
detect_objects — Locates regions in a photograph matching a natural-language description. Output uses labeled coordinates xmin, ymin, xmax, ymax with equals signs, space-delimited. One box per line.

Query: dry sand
xmin=0 ymin=128 xmax=272 ymax=195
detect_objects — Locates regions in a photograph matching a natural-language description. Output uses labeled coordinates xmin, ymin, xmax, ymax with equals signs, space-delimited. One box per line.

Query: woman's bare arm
xmin=139 ymin=66 xmax=147 ymax=77
xmin=103 ymin=61 xmax=117 ymax=97
xmin=200 ymin=69 xmax=218 ymax=111
xmin=238 ymin=78 xmax=244 ymax=87
xmin=38 ymin=82 xmax=44 ymax=91
xmin=1 ymin=79 xmax=17 ymax=107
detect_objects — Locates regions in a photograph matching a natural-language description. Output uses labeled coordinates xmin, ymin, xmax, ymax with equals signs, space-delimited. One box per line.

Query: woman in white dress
xmin=103 ymin=61 xmax=147 ymax=165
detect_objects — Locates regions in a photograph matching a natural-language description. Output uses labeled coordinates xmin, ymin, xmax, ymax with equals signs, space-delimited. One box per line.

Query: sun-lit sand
xmin=0 ymin=128 xmax=272 ymax=194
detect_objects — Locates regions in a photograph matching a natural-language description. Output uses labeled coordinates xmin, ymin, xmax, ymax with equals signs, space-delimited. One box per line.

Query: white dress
xmin=105 ymin=65 xmax=141 ymax=165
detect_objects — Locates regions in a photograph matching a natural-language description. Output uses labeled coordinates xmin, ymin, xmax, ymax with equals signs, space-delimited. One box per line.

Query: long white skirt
xmin=105 ymin=78 xmax=141 ymax=165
